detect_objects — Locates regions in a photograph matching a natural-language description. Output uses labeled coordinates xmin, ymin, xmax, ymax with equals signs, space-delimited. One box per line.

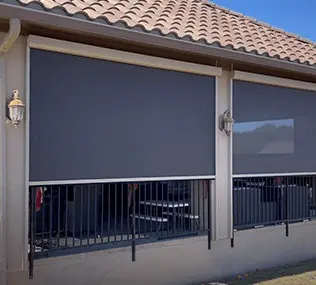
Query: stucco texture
xmin=7 ymin=221 xmax=316 ymax=285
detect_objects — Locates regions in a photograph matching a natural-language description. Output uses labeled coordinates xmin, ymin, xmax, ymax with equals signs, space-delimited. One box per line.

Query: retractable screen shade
xmin=29 ymin=49 xmax=216 ymax=182
xmin=233 ymin=80 xmax=316 ymax=175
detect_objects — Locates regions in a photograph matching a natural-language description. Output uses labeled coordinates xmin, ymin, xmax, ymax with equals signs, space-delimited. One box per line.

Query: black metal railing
xmin=233 ymin=175 xmax=316 ymax=233
xmin=28 ymin=178 xmax=212 ymax=276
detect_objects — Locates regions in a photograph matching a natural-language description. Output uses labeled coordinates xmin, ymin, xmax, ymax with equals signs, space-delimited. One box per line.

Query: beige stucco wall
xmin=1 ymin=32 xmax=316 ymax=285
xmin=0 ymin=34 xmax=233 ymax=276
xmin=7 ymin=221 xmax=316 ymax=285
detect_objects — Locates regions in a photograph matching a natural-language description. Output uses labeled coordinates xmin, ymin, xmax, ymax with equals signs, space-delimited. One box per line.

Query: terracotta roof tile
xmin=12 ymin=0 xmax=316 ymax=66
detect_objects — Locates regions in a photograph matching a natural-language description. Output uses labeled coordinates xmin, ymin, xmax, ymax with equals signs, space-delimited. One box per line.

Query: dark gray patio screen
xmin=30 ymin=49 xmax=215 ymax=182
xmin=233 ymin=80 xmax=316 ymax=175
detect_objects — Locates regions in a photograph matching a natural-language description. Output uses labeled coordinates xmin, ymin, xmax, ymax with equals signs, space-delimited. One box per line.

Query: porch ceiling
xmin=4 ymin=0 xmax=316 ymax=68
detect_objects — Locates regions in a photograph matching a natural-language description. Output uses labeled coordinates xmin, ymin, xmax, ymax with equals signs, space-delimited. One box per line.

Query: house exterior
xmin=0 ymin=1 xmax=316 ymax=285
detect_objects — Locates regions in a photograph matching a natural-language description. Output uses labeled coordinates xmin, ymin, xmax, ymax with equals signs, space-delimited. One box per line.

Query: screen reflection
xmin=234 ymin=119 xmax=294 ymax=154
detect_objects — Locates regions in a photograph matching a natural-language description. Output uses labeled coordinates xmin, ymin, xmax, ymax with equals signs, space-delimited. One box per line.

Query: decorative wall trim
xmin=233 ymin=172 xmax=316 ymax=178
xmin=27 ymin=35 xmax=222 ymax=77
xmin=29 ymin=175 xmax=216 ymax=186
xmin=233 ymin=70 xmax=316 ymax=92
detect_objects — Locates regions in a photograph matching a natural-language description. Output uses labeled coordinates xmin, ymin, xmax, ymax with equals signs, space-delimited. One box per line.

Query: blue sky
xmin=212 ymin=0 xmax=316 ymax=42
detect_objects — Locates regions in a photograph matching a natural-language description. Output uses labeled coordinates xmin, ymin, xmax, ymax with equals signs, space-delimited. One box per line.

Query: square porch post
xmin=214 ymin=70 xmax=233 ymax=240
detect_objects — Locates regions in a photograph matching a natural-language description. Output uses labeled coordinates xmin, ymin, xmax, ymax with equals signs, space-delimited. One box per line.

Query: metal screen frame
xmin=27 ymin=35 xmax=222 ymax=186
xmin=25 ymin=35 xmax=222 ymax=278
xmin=232 ymin=71 xmax=316 ymax=176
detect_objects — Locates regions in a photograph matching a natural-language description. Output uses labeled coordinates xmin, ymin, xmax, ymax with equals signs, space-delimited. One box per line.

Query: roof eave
xmin=0 ymin=2 xmax=315 ymax=77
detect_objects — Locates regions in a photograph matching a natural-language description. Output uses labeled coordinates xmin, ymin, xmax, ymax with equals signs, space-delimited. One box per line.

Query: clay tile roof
xmin=13 ymin=0 xmax=316 ymax=66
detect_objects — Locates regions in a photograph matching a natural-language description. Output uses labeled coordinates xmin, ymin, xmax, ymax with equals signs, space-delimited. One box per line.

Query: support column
xmin=213 ymin=70 xmax=233 ymax=240
xmin=5 ymin=36 xmax=27 ymax=274
xmin=0 ymin=56 xmax=7 ymax=285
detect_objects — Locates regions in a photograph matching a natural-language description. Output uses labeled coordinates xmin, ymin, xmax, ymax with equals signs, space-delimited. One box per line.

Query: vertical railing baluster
xmin=177 ymin=181 xmax=180 ymax=234
xmin=72 ymin=186 xmax=76 ymax=247
xmin=166 ymin=182 xmax=169 ymax=236
xmin=202 ymin=180 xmax=205 ymax=231
xmin=208 ymin=180 xmax=211 ymax=250
xmin=80 ymin=185 xmax=83 ymax=246
xmin=132 ymin=184 xmax=136 ymax=262
xmin=197 ymin=180 xmax=200 ymax=233
xmin=138 ymin=183 xmax=141 ymax=239
xmin=254 ymin=177 xmax=258 ymax=225
xmin=297 ymin=176 xmax=300 ymax=221
xmin=57 ymin=186 xmax=61 ymax=248
xmin=312 ymin=176 xmax=316 ymax=218
xmin=298 ymin=176 xmax=302 ymax=221
xmin=144 ymin=183 xmax=147 ymax=237
xmin=41 ymin=187 xmax=45 ymax=249
xmin=29 ymin=187 xmax=35 ymax=279
xmin=232 ymin=178 xmax=235 ymax=229
xmin=87 ymin=185 xmax=90 ymax=245
xmin=285 ymin=177 xmax=289 ymax=237
xmin=234 ymin=179 xmax=239 ymax=229
xmin=108 ymin=184 xmax=111 ymax=243
xmin=243 ymin=179 xmax=247 ymax=227
xmin=191 ymin=180 xmax=195 ymax=233
xmin=303 ymin=176 xmax=307 ymax=220
xmin=234 ymin=178 xmax=238 ymax=228
xmin=121 ymin=183 xmax=124 ymax=241
xmin=49 ymin=186 xmax=53 ymax=249
xmin=150 ymin=182 xmax=153 ymax=237
xmin=266 ymin=177 xmax=271 ymax=225
xmin=172 ymin=181 xmax=175 ymax=234
xmin=312 ymin=176 xmax=314 ymax=218
xmin=156 ymin=182 xmax=158 ymax=236
xmin=296 ymin=176 xmax=299 ymax=221
xmin=301 ymin=176 xmax=303 ymax=220
xmin=293 ymin=176 xmax=297 ymax=221
xmin=101 ymin=184 xmax=104 ymax=243
xmin=247 ymin=178 xmax=251 ymax=226
xmin=308 ymin=176 xmax=311 ymax=220
xmin=114 ymin=183 xmax=117 ymax=242
xmin=269 ymin=176 xmax=273 ymax=225
xmin=260 ymin=177 xmax=264 ymax=226
xmin=181 ymin=181 xmax=185 ymax=234
xmin=65 ymin=186 xmax=68 ymax=247
xmin=94 ymin=185 xmax=97 ymax=245
xmin=33 ymin=188 xmax=37 ymax=253
xmin=127 ymin=183 xmax=130 ymax=242
xmin=303 ymin=176 xmax=306 ymax=220
xmin=161 ymin=182 xmax=164 ymax=237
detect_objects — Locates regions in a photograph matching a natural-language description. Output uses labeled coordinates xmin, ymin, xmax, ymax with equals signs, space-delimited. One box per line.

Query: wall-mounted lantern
xmin=219 ymin=110 xmax=234 ymax=136
xmin=7 ymin=90 xmax=25 ymax=128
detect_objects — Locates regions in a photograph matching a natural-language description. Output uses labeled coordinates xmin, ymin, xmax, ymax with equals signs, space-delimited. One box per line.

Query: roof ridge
xmin=204 ymin=0 xmax=316 ymax=46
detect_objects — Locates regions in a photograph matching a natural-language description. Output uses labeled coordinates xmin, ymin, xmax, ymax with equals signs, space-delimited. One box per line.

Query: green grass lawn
xmin=219 ymin=259 xmax=316 ymax=285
